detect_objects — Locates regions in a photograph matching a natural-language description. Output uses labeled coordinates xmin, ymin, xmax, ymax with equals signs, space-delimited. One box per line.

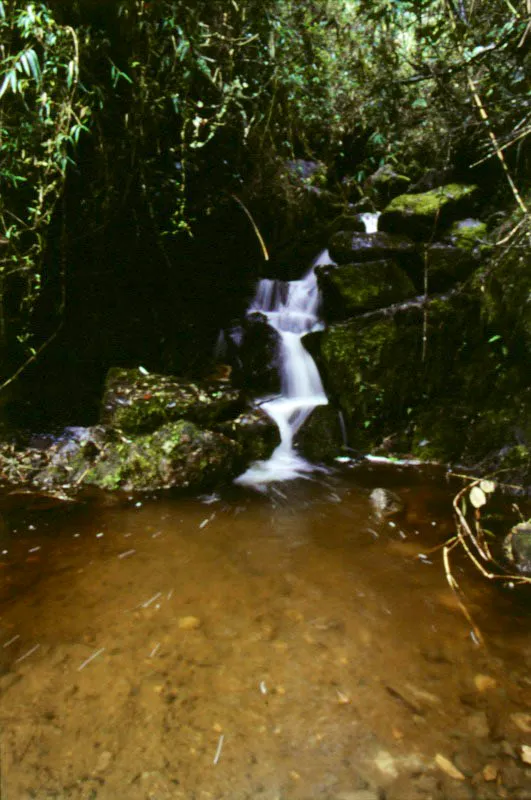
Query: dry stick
xmin=443 ymin=543 xmax=485 ymax=646
xmin=231 ymin=194 xmax=269 ymax=261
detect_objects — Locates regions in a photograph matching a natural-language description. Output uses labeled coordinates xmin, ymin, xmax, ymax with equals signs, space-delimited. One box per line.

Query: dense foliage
xmin=0 ymin=0 xmax=529 ymax=392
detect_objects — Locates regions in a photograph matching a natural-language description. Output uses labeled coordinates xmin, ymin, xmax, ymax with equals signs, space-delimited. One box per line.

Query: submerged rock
xmin=329 ymin=231 xmax=416 ymax=265
xmin=379 ymin=184 xmax=478 ymax=240
xmin=101 ymin=368 xmax=243 ymax=433
xmin=369 ymin=488 xmax=405 ymax=518
xmin=317 ymin=260 xmax=416 ymax=318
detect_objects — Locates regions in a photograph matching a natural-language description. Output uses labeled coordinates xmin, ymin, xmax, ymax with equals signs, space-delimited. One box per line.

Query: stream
xmin=1 ymin=464 xmax=530 ymax=799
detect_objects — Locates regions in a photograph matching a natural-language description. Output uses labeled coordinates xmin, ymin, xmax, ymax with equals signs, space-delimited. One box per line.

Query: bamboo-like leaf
xmin=25 ymin=49 xmax=41 ymax=83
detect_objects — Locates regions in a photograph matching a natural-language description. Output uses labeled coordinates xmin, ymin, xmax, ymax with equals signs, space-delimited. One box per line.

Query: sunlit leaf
xmin=479 ymin=480 xmax=496 ymax=494
xmin=470 ymin=486 xmax=487 ymax=509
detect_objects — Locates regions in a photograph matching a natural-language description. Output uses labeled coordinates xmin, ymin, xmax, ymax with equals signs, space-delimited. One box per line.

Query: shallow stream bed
xmin=0 ymin=464 xmax=530 ymax=799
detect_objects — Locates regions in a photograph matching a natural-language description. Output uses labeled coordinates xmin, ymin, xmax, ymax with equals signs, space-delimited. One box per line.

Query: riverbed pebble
xmin=177 ymin=616 xmax=201 ymax=630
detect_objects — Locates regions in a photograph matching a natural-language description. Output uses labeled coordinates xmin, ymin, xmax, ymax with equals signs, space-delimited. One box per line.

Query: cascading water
xmin=235 ymin=213 xmax=380 ymax=486
xmin=235 ymin=251 xmax=334 ymax=485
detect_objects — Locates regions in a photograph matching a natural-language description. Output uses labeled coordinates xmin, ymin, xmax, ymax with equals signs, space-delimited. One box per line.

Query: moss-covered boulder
xmin=329 ymin=231 xmax=416 ymax=265
xmin=317 ymin=260 xmax=416 ymax=319
xmin=214 ymin=407 xmax=280 ymax=462
xmin=379 ymin=184 xmax=478 ymax=240
xmin=81 ymin=421 xmax=242 ymax=492
xmin=318 ymin=291 xmax=481 ymax=453
xmin=101 ymin=368 xmax=243 ymax=433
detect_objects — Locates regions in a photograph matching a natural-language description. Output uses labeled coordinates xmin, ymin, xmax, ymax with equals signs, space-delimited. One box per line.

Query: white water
xmin=235 ymin=214 xmax=380 ymax=486
xmin=236 ymin=251 xmax=333 ymax=485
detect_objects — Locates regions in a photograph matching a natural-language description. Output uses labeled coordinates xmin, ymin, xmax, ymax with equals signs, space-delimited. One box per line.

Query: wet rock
xmin=317 ymin=260 xmax=416 ymax=319
xmin=329 ymin=231 xmax=416 ymax=265
xmin=233 ymin=312 xmax=281 ymax=394
xmin=81 ymin=421 xmax=242 ymax=492
xmin=294 ymin=404 xmax=345 ymax=462
xmin=101 ymin=367 xmax=244 ymax=433
xmin=503 ymin=522 xmax=531 ymax=574
xmin=215 ymin=406 xmax=280 ymax=463
xmin=466 ymin=711 xmax=490 ymax=738
xmin=379 ymin=184 xmax=478 ymax=240
xmin=329 ymin=213 xmax=368 ymax=235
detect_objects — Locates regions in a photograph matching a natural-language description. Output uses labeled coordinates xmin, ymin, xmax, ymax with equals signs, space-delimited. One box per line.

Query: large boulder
xmin=81 ymin=421 xmax=242 ymax=492
xmin=329 ymin=231 xmax=416 ymax=265
xmin=317 ymin=260 xmax=416 ymax=319
xmin=379 ymin=184 xmax=478 ymax=240
xmin=101 ymin=368 xmax=243 ymax=433
xmin=445 ymin=218 xmax=488 ymax=252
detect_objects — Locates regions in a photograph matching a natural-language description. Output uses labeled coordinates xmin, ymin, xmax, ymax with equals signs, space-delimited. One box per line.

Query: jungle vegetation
xmin=0 ymin=0 xmax=529 ymax=398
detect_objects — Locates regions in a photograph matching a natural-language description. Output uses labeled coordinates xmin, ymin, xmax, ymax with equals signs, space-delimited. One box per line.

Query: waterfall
xmin=235 ymin=214 xmax=380 ymax=486
xmin=235 ymin=252 xmax=333 ymax=485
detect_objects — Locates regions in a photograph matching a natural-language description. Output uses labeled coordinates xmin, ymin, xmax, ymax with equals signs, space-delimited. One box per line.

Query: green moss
xmin=322 ymin=260 xmax=416 ymax=314
xmin=384 ymin=184 xmax=477 ymax=217
xmin=447 ymin=218 xmax=487 ymax=251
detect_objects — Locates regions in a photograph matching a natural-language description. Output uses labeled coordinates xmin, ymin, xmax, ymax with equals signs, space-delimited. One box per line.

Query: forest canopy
xmin=0 ymin=0 xmax=529 ymax=387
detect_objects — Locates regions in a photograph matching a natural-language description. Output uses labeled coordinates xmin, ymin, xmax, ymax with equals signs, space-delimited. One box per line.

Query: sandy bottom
xmin=0 ymin=464 xmax=530 ymax=799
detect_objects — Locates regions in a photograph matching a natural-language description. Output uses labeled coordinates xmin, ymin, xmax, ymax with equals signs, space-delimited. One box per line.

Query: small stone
xmin=483 ymin=764 xmax=498 ymax=782
xmin=466 ymin=711 xmax=490 ymax=738
xmin=178 ymin=616 xmax=201 ymax=630
xmin=474 ymin=674 xmax=497 ymax=692
xmin=521 ymin=745 xmax=531 ymax=765
xmin=435 ymin=753 xmax=466 ymax=780
xmin=374 ymin=750 xmax=398 ymax=779
xmin=334 ymin=792 xmax=380 ymax=800
xmin=511 ymin=712 xmax=531 ymax=733
xmin=95 ymin=751 xmax=112 ymax=772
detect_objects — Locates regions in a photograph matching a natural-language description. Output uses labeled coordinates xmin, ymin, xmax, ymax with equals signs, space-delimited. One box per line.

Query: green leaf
xmin=488 ymin=334 xmax=501 ymax=343
xmin=412 ymin=97 xmax=428 ymax=108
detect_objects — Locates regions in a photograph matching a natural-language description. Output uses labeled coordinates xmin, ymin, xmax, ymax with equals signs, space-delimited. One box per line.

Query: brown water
xmin=0 ymin=464 xmax=530 ymax=800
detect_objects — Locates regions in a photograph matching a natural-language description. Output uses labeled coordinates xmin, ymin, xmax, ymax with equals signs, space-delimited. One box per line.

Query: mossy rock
xmin=317 ymin=260 xmax=416 ymax=319
xmin=328 ymin=231 xmax=416 ymax=265
xmin=379 ymin=184 xmax=478 ymax=240
xmin=82 ymin=420 xmax=242 ymax=492
xmin=445 ymin=218 xmax=488 ymax=252
xmin=101 ymin=368 xmax=243 ymax=433
xmin=318 ymin=291 xmax=480 ymax=453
